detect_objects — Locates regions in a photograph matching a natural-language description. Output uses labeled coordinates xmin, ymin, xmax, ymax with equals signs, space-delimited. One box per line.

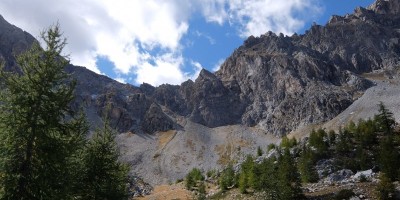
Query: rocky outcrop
xmin=1 ymin=0 xmax=400 ymax=136
xmin=211 ymin=1 xmax=400 ymax=135
xmin=0 ymin=15 xmax=35 ymax=72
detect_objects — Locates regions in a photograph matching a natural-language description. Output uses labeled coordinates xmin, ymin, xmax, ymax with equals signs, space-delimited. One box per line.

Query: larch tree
xmin=78 ymin=120 xmax=129 ymax=200
xmin=0 ymin=24 xmax=87 ymax=199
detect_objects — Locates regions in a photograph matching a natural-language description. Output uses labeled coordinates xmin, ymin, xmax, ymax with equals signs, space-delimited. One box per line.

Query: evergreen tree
xmin=378 ymin=136 xmax=399 ymax=181
xmin=185 ymin=168 xmax=204 ymax=190
xmin=0 ymin=25 xmax=87 ymax=199
xmin=277 ymin=149 xmax=305 ymax=200
xmin=375 ymin=102 xmax=395 ymax=135
xmin=219 ymin=164 xmax=235 ymax=191
xmin=238 ymin=155 xmax=254 ymax=193
xmin=298 ymin=146 xmax=319 ymax=183
xmin=78 ymin=120 xmax=129 ymax=200
xmin=309 ymin=129 xmax=328 ymax=158
xmin=252 ymin=158 xmax=278 ymax=194
xmin=376 ymin=173 xmax=396 ymax=200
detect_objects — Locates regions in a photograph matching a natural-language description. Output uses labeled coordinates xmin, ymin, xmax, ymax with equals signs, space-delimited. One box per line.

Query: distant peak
xmin=368 ymin=0 xmax=400 ymax=14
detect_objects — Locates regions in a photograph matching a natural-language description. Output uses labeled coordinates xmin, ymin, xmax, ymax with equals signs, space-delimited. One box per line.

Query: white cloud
xmin=189 ymin=61 xmax=204 ymax=80
xmin=199 ymin=0 xmax=321 ymax=37
xmin=194 ymin=30 xmax=216 ymax=45
xmin=135 ymin=53 xmax=187 ymax=86
xmin=212 ymin=59 xmax=225 ymax=72
xmin=0 ymin=0 xmax=321 ymax=86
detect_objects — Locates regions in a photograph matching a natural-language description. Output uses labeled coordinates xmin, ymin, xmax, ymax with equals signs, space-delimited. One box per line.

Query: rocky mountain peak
xmin=1 ymin=0 xmax=400 ymax=137
xmin=368 ymin=0 xmax=400 ymax=15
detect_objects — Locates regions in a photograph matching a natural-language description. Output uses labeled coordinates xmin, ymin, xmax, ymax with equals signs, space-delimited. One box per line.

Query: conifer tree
xmin=0 ymin=25 xmax=87 ymax=199
xmin=78 ymin=120 xmax=129 ymax=200
xmin=219 ymin=164 xmax=235 ymax=191
xmin=375 ymin=102 xmax=395 ymax=135
xmin=298 ymin=146 xmax=319 ymax=183
xmin=277 ymin=149 xmax=305 ymax=200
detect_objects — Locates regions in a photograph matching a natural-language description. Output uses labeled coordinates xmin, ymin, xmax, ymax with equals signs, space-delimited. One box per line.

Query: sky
xmin=0 ymin=0 xmax=375 ymax=86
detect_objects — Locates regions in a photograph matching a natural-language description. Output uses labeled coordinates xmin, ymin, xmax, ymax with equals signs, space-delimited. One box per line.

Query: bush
xmin=219 ymin=165 xmax=235 ymax=191
xmin=267 ymin=143 xmax=276 ymax=152
xmin=376 ymin=173 xmax=396 ymax=200
xmin=186 ymin=168 xmax=204 ymax=190
xmin=280 ymin=136 xmax=297 ymax=149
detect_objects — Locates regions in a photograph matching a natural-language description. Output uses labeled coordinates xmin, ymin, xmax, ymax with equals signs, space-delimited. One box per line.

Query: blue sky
xmin=0 ymin=0 xmax=375 ymax=86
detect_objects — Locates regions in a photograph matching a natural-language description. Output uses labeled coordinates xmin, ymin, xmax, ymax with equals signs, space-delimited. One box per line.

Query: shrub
xmin=186 ymin=168 xmax=204 ymax=190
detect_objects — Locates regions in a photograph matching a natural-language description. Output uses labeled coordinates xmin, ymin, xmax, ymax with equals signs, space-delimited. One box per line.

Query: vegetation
xmin=376 ymin=173 xmax=396 ymax=200
xmin=0 ymin=25 xmax=129 ymax=199
xmin=78 ymin=120 xmax=129 ymax=199
xmin=206 ymin=102 xmax=400 ymax=199
xmin=280 ymin=136 xmax=297 ymax=149
xmin=219 ymin=164 xmax=235 ymax=191
xmin=185 ymin=168 xmax=204 ymax=190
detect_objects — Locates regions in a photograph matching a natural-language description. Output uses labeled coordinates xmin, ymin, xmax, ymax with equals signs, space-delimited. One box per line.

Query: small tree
xmin=376 ymin=173 xmax=396 ymax=200
xmin=277 ymin=149 xmax=305 ymax=200
xmin=78 ymin=120 xmax=129 ymax=200
xmin=219 ymin=164 xmax=235 ymax=191
xmin=186 ymin=168 xmax=204 ymax=190
xmin=375 ymin=102 xmax=395 ymax=135
xmin=298 ymin=146 xmax=319 ymax=183
xmin=238 ymin=155 xmax=254 ymax=193
xmin=378 ymin=136 xmax=399 ymax=181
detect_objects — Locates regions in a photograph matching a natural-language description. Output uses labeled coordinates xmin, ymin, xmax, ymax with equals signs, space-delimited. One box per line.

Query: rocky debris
xmin=352 ymin=169 xmax=375 ymax=182
xmin=315 ymin=159 xmax=335 ymax=179
xmin=324 ymin=169 xmax=354 ymax=184
xmin=304 ymin=168 xmax=379 ymax=198
xmin=128 ymin=175 xmax=153 ymax=197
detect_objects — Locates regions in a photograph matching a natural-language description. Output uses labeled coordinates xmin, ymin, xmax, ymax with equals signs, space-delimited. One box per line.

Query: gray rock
xmin=324 ymin=169 xmax=354 ymax=184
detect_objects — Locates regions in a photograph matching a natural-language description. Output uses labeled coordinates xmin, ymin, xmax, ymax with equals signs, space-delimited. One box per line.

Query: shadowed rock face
xmin=1 ymin=0 xmax=400 ymax=136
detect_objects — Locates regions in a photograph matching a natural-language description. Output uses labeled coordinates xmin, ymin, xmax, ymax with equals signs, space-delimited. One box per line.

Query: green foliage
xmin=378 ymin=136 xmax=400 ymax=181
xmin=276 ymin=149 xmax=305 ymax=200
xmin=197 ymin=181 xmax=206 ymax=200
xmin=238 ymin=155 xmax=254 ymax=193
xmin=298 ymin=146 xmax=319 ymax=183
xmin=327 ymin=130 xmax=336 ymax=147
xmin=219 ymin=164 xmax=235 ymax=191
xmin=375 ymin=102 xmax=396 ymax=135
xmin=186 ymin=168 xmax=204 ymax=190
xmin=280 ymin=136 xmax=297 ymax=149
xmin=267 ymin=143 xmax=276 ymax=152
xmin=376 ymin=173 xmax=396 ymax=200
xmin=257 ymin=146 xmax=263 ymax=157
xmin=0 ymin=24 xmax=88 ymax=199
xmin=206 ymin=169 xmax=217 ymax=179
xmin=252 ymin=158 xmax=278 ymax=196
xmin=309 ymin=129 xmax=328 ymax=158
xmin=78 ymin=121 xmax=129 ymax=200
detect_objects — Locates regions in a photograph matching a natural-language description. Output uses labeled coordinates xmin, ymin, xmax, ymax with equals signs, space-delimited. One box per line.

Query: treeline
xmin=186 ymin=102 xmax=399 ymax=199
xmin=0 ymin=25 xmax=129 ymax=199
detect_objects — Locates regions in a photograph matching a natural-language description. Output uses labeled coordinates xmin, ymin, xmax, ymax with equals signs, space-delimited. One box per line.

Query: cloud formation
xmin=0 ymin=0 xmax=320 ymax=86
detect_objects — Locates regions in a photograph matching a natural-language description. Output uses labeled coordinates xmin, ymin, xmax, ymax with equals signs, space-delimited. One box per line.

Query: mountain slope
xmin=1 ymin=0 xmax=400 ymax=186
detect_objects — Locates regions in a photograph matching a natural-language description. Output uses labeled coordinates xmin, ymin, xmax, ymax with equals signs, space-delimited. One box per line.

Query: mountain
xmin=1 ymin=0 xmax=400 ymax=186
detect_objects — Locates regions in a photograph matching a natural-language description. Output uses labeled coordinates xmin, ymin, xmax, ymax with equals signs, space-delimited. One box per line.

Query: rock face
xmin=1 ymin=0 xmax=400 ymax=137
xmin=148 ymin=0 xmax=400 ymax=136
